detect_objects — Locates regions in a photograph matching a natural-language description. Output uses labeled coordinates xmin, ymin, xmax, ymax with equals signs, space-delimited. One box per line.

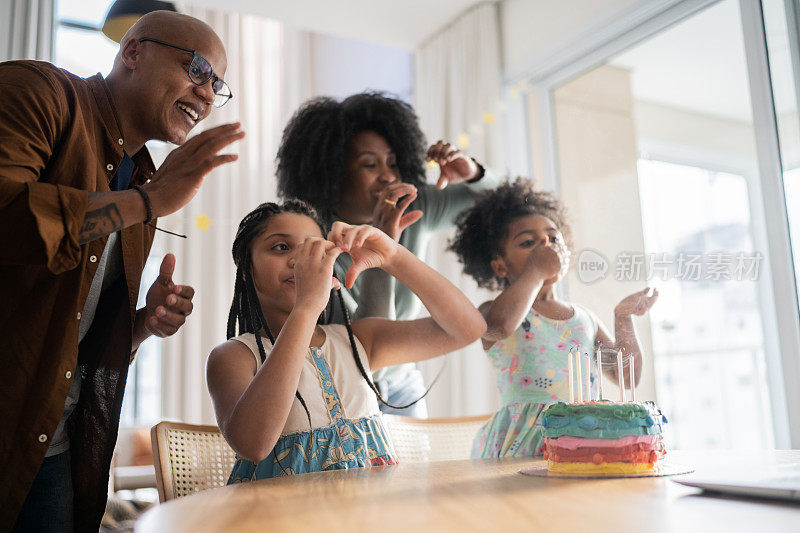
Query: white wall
xmin=183 ymin=0 xmax=665 ymax=85
xmin=633 ymin=99 xmax=758 ymax=169
xmin=183 ymin=0 xmax=480 ymax=51
xmin=310 ymin=33 xmax=413 ymax=102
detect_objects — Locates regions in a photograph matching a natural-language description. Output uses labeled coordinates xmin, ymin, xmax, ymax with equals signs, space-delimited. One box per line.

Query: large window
xmin=785 ymin=168 xmax=800 ymax=280
xmin=54 ymin=0 xmax=162 ymax=427
xmin=54 ymin=0 xmax=117 ymax=77
xmin=763 ymin=0 xmax=800 ymax=311
xmin=547 ymin=0 xmax=789 ymax=448
xmin=637 ymin=159 xmax=773 ymax=449
xmin=124 ymin=254 xmax=163 ymax=428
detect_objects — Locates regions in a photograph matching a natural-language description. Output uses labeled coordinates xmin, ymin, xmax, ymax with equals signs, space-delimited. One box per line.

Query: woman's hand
xmin=372 ymin=182 xmax=423 ymax=241
xmin=327 ymin=222 xmax=400 ymax=288
xmin=615 ymin=287 xmax=659 ymax=317
xmin=293 ymin=237 xmax=341 ymax=314
xmin=427 ymin=140 xmax=481 ymax=189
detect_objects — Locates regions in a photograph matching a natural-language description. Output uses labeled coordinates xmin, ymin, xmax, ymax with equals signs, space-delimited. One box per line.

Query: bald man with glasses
xmin=0 ymin=11 xmax=244 ymax=532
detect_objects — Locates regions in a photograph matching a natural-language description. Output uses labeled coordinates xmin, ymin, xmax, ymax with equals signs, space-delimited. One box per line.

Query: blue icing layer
xmin=541 ymin=403 xmax=667 ymax=439
xmin=542 ymin=416 xmax=665 ymax=439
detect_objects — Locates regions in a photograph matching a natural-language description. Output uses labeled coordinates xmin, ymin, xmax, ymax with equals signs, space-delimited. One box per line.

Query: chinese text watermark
xmin=577 ymin=249 xmax=762 ymax=284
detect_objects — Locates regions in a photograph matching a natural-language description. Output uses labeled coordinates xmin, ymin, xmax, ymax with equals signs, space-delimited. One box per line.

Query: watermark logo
xmin=577 ymin=249 xmax=609 ymax=284
xmin=576 ymin=250 xmax=762 ymax=284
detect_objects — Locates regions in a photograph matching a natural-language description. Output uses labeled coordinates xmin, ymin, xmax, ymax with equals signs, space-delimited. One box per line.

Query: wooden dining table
xmin=136 ymin=450 xmax=800 ymax=532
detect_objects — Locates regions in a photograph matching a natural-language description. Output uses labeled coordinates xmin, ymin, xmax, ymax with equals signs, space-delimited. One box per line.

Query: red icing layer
xmin=542 ymin=436 xmax=665 ymax=464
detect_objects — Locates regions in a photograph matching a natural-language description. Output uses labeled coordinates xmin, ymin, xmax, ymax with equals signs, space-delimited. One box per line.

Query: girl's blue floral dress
xmin=472 ymin=305 xmax=599 ymax=458
xmin=227 ymin=324 xmax=397 ymax=481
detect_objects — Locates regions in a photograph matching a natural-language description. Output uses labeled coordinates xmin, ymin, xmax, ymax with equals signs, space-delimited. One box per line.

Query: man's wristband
xmin=133 ymin=185 xmax=153 ymax=225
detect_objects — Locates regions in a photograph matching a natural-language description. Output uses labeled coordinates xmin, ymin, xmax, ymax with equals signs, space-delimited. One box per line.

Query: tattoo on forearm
xmin=79 ymin=203 xmax=124 ymax=243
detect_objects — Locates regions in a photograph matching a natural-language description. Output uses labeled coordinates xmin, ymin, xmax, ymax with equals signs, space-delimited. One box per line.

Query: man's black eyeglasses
xmin=138 ymin=37 xmax=233 ymax=108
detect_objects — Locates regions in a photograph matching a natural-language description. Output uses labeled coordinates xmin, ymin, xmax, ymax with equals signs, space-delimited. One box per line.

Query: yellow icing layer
xmin=547 ymin=460 xmax=657 ymax=475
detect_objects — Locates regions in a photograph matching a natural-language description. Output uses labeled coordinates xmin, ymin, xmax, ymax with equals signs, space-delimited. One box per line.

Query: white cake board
xmin=519 ymin=462 xmax=694 ymax=479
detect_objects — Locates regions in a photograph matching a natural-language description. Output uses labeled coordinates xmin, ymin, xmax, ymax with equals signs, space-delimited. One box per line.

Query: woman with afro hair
xmin=276 ymin=92 xmax=498 ymax=417
xmin=449 ymin=178 xmax=658 ymax=457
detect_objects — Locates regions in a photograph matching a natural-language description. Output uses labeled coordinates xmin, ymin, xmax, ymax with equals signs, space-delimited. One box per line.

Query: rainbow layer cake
xmin=540 ymin=401 xmax=667 ymax=475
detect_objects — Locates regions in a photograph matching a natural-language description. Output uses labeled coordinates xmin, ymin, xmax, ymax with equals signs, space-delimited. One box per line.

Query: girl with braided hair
xmin=276 ymin=92 xmax=499 ymax=417
xmin=449 ymin=178 xmax=658 ymax=458
xmin=206 ymin=201 xmax=485 ymax=479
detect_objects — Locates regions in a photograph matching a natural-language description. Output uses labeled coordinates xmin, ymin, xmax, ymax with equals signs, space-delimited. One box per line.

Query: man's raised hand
xmin=144 ymin=122 xmax=245 ymax=218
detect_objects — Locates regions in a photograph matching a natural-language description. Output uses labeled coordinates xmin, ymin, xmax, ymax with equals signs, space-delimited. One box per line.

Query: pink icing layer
xmin=545 ymin=435 xmax=660 ymax=450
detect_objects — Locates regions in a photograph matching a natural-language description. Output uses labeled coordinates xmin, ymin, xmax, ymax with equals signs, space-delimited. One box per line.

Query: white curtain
xmin=413 ymin=2 xmax=505 ymax=418
xmin=154 ymin=7 xmax=312 ymax=424
xmin=0 ymin=0 xmax=54 ymax=61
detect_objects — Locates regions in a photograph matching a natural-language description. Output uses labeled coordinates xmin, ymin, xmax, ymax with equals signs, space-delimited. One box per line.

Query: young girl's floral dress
xmin=227 ymin=324 xmax=397 ymax=481
xmin=472 ymin=305 xmax=599 ymax=458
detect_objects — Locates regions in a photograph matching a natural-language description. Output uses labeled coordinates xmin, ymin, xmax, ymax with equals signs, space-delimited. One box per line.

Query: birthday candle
xmin=575 ymin=351 xmax=583 ymax=402
xmin=629 ymin=354 xmax=636 ymax=402
xmin=568 ymin=350 xmax=575 ymax=403
xmin=596 ymin=349 xmax=604 ymax=401
xmin=617 ymin=350 xmax=626 ymax=402
xmin=583 ymin=352 xmax=591 ymax=402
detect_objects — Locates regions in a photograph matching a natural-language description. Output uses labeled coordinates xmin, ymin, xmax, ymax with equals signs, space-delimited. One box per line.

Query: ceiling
xmin=183 ymin=0 xmax=485 ymax=51
xmin=180 ymin=0 xmax=798 ymax=123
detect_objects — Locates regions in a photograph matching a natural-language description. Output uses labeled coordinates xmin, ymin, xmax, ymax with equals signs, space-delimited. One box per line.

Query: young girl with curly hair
xmin=276 ymin=92 xmax=498 ymax=416
xmin=449 ymin=179 xmax=658 ymax=458
xmin=206 ymin=201 xmax=485 ymax=479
